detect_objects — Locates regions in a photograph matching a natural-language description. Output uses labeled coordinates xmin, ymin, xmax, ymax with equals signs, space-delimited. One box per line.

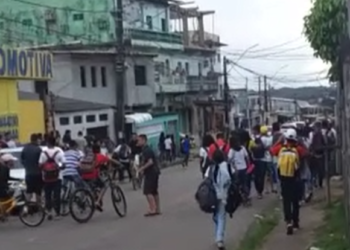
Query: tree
xmin=303 ymin=0 xmax=348 ymax=81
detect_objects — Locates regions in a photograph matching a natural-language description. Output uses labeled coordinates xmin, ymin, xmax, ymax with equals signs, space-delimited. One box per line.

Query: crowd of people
xmin=0 ymin=130 xmax=161 ymax=220
xmin=197 ymin=119 xmax=337 ymax=250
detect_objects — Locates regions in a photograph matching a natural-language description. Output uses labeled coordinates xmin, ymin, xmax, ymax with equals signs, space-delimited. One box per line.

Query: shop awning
xmin=125 ymin=113 xmax=152 ymax=124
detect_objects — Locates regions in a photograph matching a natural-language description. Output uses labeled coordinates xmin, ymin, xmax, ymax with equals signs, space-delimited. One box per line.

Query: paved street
xmin=0 ymin=161 xmax=273 ymax=250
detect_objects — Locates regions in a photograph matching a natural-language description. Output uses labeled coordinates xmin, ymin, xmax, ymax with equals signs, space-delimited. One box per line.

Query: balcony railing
xmin=186 ymin=75 xmax=219 ymax=92
xmin=124 ymin=28 xmax=183 ymax=44
xmin=155 ymin=74 xmax=187 ymax=93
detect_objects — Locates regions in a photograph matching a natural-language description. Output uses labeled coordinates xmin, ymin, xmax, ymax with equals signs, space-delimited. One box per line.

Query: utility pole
xmin=263 ymin=75 xmax=268 ymax=125
xmin=245 ymin=77 xmax=250 ymax=129
xmin=258 ymin=77 xmax=262 ymax=124
xmin=112 ymin=0 xmax=125 ymax=141
xmin=293 ymin=95 xmax=298 ymax=120
xmin=223 ymin=57 xmax=229 ymax=131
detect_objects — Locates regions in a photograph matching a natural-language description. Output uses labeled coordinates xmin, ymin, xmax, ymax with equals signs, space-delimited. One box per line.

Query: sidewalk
xmin=260 ymin=197 xmax=324 ymax=250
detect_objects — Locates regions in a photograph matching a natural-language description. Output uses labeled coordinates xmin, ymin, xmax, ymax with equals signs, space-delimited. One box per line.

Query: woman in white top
xmin=228 ymin=134 xmax=249 ymax=201
xmin=199 ymin=134 xmax=215 ymax=178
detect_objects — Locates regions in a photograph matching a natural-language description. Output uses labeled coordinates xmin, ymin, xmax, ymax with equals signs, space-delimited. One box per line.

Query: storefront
xmin=0 ymin=47 xmax=53 ymax=142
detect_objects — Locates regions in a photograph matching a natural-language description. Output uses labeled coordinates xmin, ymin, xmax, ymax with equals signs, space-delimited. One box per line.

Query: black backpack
xmin=195 ymin=166 xmax=218 ymax=213
xmin=118 ymin=144 xmax=130 ymax=160
xmin=251 ymin=137 xmax=265 ymax=159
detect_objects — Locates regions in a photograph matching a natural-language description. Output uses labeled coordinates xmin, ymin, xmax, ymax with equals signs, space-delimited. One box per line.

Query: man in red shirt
xmin=81 ymin=144 xmax=116 ymax=211
xmin=207 ymin=133 xmax=230 ymax=159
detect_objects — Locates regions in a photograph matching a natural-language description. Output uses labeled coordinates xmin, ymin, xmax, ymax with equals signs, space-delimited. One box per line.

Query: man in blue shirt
xmin=181 ymin=135 xmax=190 ymax=168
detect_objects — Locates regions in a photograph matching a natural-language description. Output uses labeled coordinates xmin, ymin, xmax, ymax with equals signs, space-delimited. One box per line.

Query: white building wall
xmin=18 ymin=53 xmax=155 ymax=107
xmin=54 ymin=108 xmax=115 ymax=140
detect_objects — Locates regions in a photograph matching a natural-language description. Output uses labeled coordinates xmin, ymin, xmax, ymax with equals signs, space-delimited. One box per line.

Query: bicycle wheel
xmin=69 ymin=188 xmax=95 ymax=223
xmin=18 ymin=202 xmax=46 ymax=227
xmin=111 ymin=185 xmax=127 ymax=217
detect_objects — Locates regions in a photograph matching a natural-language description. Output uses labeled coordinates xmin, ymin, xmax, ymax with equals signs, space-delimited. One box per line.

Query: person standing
xmin=164 ymin=135 xmax=173 ymax=162
xmin=114 ymin=139 xmax=132 ymax=182
xmin=39 ymin=136 xmax=65 ymax=220
xmin=76 ymin=131 xmax=87 ymax=152
xmin=21 ymin=134 xmax=43 ymax=203
xmin=137 ymin=134 xmax=161 ymax=216
xmin=62 ymin=140 xmax=84 ymax=187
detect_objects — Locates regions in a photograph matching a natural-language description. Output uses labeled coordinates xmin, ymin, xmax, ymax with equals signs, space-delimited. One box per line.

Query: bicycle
xmin=0 ymin=182 xmax=46 ymax=227
xmin=69 ymin=164 xmax=127 ymax=223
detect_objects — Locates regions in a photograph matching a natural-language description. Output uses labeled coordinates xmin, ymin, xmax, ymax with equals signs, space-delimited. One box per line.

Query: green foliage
xmin=303 ymin=0 xmax=348 ymax=81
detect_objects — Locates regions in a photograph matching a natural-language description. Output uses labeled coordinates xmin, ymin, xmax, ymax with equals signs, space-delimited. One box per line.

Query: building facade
xmin=1 ymin=0 xmax=223 ymax=136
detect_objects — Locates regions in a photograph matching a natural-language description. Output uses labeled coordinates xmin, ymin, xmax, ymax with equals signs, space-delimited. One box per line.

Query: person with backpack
xmin=270 ymin=128 xmax=307 ymax=235
xmin=251 ymin=125 xmax=268 ymax=198
xmin=114 ymin=139 xmax=132 ymax=182
xmin=199 ymin=134 xmax=215 ymax=178
xmin=198 ymin=142 xmax=235 ymax=250
xmin=309 ymin=122 xmax=326 ymax=188
xmin=207 ymin=133 xmax=230 ymax=160
xmin=38 ymin=136 xmax=65 ymax=220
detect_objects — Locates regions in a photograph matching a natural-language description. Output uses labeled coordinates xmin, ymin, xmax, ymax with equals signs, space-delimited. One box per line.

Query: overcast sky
xmin=192 ymin=0 xmax=329 ymax=89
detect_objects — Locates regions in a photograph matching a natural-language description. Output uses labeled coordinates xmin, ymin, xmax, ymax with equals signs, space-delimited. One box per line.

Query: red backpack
xmin=42 ymin=151 xmax=60 ymax=182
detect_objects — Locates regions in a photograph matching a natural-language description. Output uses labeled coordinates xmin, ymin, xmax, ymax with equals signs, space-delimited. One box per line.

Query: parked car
xmin=0 ymin=146 xmax=48 ymax=181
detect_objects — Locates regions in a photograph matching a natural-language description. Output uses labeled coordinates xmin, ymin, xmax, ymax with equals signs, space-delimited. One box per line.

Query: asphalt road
xmin=0 ymin=161 xmax=273 ymax=250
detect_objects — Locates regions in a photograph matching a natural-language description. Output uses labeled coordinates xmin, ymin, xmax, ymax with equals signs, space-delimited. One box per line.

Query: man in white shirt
xmin=164 ymin=135 xmax=173 ymax=162
xmin=39 ymin=136 xmax=65 ymax=219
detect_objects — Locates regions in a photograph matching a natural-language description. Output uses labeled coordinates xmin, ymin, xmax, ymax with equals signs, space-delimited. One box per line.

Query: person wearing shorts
xmin=21 ymin=134 xmax=43 ymax=202
xmin=137 ymin=134 xmax=160 ymax=217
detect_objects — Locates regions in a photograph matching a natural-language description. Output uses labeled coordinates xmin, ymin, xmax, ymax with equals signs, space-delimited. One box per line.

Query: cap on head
xmin=284 ymin=128 xmax=297 ymax=141
xmin=260 ymin=125 xmax=268 ymax=135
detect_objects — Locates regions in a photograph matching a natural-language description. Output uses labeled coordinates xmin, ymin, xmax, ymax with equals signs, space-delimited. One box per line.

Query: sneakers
xmin=216 ymin=241 xmax=225 ymax=250
xmin=286 ymin=224 xmax=293 ymax=235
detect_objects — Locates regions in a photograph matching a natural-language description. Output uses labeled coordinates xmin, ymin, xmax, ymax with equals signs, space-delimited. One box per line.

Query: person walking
xmin=270 ymin=128 xmax=307 ymax=235
xmin=181 ymin=135 xmax=191 ymax=168
xmin=251 ymin=125 xmax=268 ymax=198
xmin=21 ymin=134 xmax=43 ymax=203
xmin=199 ymin=134 xmax=215 ymax=178
xmin=205 ymin=144 xmax=234 ymax=250
xmin=137 ymin=134 xmax=161 ymax=216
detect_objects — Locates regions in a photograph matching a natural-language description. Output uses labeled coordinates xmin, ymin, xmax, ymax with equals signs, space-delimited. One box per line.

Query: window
xmin=161 ymin=18 xmax=167 ymax=32
xmin=217 ymin=54 xmax=221 ymax=63
xmin=73 ymin=116 xmax=82 ymax=124
xmin=59 ymin=117 xmax=69 ymax=125
xmin=134 ymin=65 xmax=147 ymax=86
xmin=146 ymin=15 xmax=153 ymax=30
xmin=99 ymin=114 xmax=108 ymax=121
xmin=91 ymin=66 xmax=97 ymax=87
xmin=22 ymin=19 xmax=33 ymax=26
xmin=101 ymin=67 xmax=107 ymax=87
xmin=80 ymin=66 xmax=86 ymax=87
xmin=86 ymin=115 xmax=96 ymax=123
xmin=185 ymin=62 xmax=189 ymax=74
xmin=198 ymin=62 xmax=202 ymax=76
xmin=73 ymin=13 xmax=84 ymax=21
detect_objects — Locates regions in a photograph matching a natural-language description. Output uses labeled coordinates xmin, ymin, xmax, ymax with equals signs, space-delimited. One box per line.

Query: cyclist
xmin=81 ymin=143 xmax=119 ymax=212
xmin=62 ymin=140 xmax=85 ymax=188
xmin=0 ymin=154 xmax=21 ymax=203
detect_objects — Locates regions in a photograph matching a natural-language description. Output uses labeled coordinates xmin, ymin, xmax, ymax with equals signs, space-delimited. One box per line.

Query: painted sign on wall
xmin=0 ymin=114 xmax=19 ymax=139
xmin=0 ymin=48 xmax=53 ymax=80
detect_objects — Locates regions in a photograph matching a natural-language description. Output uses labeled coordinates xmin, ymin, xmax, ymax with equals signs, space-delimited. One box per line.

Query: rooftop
xmin=18 ymin=92 xmax=113 ymax=113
